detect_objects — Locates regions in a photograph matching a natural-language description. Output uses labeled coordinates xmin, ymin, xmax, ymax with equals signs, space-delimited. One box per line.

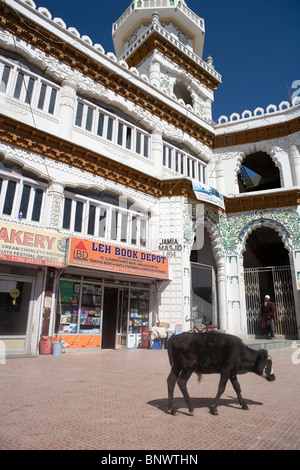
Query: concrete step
xmin=245 ymin=338 xmax=298 ymax=351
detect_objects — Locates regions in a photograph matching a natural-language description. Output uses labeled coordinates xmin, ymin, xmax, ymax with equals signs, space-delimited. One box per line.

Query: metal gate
xmin=244 ymin=266 xmax=298 ymax=337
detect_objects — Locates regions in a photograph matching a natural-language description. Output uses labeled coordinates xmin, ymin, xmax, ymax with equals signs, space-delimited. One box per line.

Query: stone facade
xmin=0 ymin=0 xmax=299 ymax=355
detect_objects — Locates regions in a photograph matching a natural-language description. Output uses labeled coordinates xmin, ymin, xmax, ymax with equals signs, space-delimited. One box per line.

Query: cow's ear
xmin=258 ymin=350 xmax=268 ymax=360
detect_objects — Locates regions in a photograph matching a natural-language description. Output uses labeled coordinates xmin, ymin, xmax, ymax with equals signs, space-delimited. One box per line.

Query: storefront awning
xmin=67 ymin=237 xmax=169 ymax=281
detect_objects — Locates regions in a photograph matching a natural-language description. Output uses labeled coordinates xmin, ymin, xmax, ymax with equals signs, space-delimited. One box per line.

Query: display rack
xmin=129 ymin=289 xmax=149 ymax=334
xmin=80 ymin=284 xmax=101 ymax=333
xmin=57 ymin=280 xmax=102 ymax=335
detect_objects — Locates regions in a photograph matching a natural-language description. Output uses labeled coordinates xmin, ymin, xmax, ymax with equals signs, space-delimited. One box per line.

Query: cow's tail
xmin=196 ymin=374 xmax=202 ymax=383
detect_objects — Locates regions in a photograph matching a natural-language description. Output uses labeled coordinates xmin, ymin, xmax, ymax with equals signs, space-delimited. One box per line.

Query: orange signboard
xmin=55 ymin=335 xmax=101 ymax=349
xmin=68 ymin=238 xmax=169 ymax=280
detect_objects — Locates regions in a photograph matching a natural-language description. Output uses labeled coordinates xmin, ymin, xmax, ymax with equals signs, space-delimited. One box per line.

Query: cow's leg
xmin=167 ymin=366 xmax=180 ymax=415
xmin=210 ymin=374 xmax=228 ymax=415
xmin=230 ymin=375 xmax=249 ymax=410
xmin=177 ymin=368 xmax=194 ymax=415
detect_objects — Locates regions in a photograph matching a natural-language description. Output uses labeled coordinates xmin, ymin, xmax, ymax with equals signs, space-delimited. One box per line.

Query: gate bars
xmin=244 ymin=266 xmax=298 ymax=337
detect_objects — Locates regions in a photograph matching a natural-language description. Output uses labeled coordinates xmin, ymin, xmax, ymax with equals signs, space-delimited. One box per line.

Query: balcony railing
xmin=120 ymin=22 xmax=221 ymax=84
xmin=113 ymin=1 xmax=204 ymax=33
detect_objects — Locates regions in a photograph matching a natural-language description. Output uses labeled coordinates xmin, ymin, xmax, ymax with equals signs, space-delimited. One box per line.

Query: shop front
xmin=0 ymin=222 xmax=67 ymax=355
xmin=54 ymin=237 xmax=168 ymax=350
xmin=55 ymin=274 xmax=150 ymax=349
xmin=0 ymin=272 xmax=37 ymax=355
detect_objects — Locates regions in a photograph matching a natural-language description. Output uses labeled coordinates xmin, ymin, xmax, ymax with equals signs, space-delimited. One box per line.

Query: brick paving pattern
xmin=0 ymin=346 xmax=299 ymax=450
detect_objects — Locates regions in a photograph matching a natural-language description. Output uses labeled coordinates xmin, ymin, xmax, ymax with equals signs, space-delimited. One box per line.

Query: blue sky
xmin=34 ymin=0 xmax=300 ymax=121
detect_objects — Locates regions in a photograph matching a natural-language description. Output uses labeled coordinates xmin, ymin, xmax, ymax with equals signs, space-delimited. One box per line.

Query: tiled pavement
xmin=0 ymin=345 xmax=300 ymax=451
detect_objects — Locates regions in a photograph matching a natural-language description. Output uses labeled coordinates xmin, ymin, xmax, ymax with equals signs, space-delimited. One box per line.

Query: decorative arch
xmin=241 ymin=218 xmax=298 ymax=338
xmin=189 ymin=206 xmax=225 ymax=264
xmin=0 ymin=152 xmax=49 ymax=183
xmin=238 ymin=217 xmax=292 ymax=256
xmin=204 ymin=219 xmax=225 ymax=263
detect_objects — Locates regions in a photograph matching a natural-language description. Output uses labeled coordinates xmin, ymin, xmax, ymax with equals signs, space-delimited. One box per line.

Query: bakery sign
xmin=0 ymin=222 xmax=67 ymax=268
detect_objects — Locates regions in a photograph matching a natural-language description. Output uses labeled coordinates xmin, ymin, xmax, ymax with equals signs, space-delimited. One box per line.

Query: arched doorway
xmin=243 ymin=226 xmax=297 ymax=338
xmin=190 ymin=226 xmax=218 ymax=329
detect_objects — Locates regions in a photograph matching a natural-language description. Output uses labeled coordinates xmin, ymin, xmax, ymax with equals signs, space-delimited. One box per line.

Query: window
xmin=86 ymin=107 xmax=94 ymax=132
xmin=2 ymin=180 xmax=16 ymax=215
xmin=13 ymin=71 xmax=24 ymax=100
xmin=163 ymin=143 xmax=206 ymax=182
xmin=62 ymin=197 xmax=72 ymax=230
xmin=0 ymin=159 xmax=47 ymax=223
xmin=56 ymin=278 xmax=102 ymax=336
xmin=47 ymin=87 xmax=57 ymax=114
xmin=97 ymin=112 xmax=105 ymax=136
xmin=75 ymin=102 xmax=84 ymax=127
xmin=0 ymin=65 xmax=10 ymax=93
xmin=106 ymin=117 xmax=114 ymax=141
xmin=120 ymin=213 xmax=128 ymax=243
xmin=173 ymin=81 xmax=193 ymax=106
xmin=87 ymin=204 xmax=96 ymax=236
xmin=74 ymin=201 xmax=83 ymax=233
xmin=0 ymin=57 xmax=60 ymax=116
xmin=74 ymin=98 xmax=150 ymax=158
xmin=55 ymin=276 xmax=150 ymax=340
xmin=111 ymin=209 xmax=118 ymax=240
xmin=62 ymin=189 xmax=149 ymax=248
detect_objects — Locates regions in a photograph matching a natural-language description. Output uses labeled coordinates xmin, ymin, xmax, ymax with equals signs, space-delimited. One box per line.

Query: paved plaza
xmin=0 ymin=344 xmax=299 ymax=451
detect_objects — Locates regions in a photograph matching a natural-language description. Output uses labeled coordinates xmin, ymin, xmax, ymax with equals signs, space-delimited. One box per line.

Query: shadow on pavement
xmin=147 ymin=396 xmax=263 ymax=415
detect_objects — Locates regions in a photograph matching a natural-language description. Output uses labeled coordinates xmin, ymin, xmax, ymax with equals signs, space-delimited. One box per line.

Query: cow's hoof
xmin=210 ymin=407 xmax=218 ymax=415
xmin=242 ymin=403 xmax=249 ymax=410
xmin=210 ymin=406 xmax=218 ymax=415
xmin=169 ymin=408 xmax=177 ymax=416
xmin=189 ymin=409 xmax=194 ymax=416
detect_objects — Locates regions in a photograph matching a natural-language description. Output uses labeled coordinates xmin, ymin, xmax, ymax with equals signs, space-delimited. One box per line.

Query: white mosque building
xmin=0 ymin=0 xmax=299 ymax=355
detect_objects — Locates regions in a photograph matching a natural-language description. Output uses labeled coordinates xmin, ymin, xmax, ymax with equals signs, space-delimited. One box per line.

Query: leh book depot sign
xmin=69 ymin=237 xmax=169 ymax=280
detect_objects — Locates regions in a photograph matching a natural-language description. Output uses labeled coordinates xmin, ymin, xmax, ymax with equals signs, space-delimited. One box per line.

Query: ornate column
xmin=58 ymin=79 xmax=77 ymax=139
xmin=216 ymin=255 xmax=227 ymax=331
xmin=149 ymin=61 xmax=161 ymax=88
xmin=215 ymin=157 xmax=225 ymax=194
xmin=289 ymin=145 xmax=300 ymax=186
xmin=151 ymin=127 xmax=163 ymax=177
xmin=46 ymin=181 xmax=65 ymax=230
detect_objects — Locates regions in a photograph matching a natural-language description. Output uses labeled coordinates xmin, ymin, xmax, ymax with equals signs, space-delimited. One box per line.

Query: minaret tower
xmin=112 ymin=0 xmax=221 ymax=121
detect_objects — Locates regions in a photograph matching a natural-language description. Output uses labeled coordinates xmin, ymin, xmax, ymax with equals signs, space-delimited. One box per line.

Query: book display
xmin=129 ymin=289 xmax=149 ymax=334
xmin=57 ymin=280 xmax=102 ymax=335
xmin=80 ymin=284 xmax=102 ymax=334
xmin=56 ymin=277 xmax=151 ymax=349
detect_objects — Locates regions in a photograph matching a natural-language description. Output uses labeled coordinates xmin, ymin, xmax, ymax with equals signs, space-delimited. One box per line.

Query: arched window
xmin=238 ymin=152 xmax=280 ymax=193
xmin=173 ymin=81 xmax=193 ymax=107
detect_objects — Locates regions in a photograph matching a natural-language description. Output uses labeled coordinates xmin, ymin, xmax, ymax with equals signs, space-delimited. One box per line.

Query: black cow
xmin=167 ymin=331 xmax=275 ymax=415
